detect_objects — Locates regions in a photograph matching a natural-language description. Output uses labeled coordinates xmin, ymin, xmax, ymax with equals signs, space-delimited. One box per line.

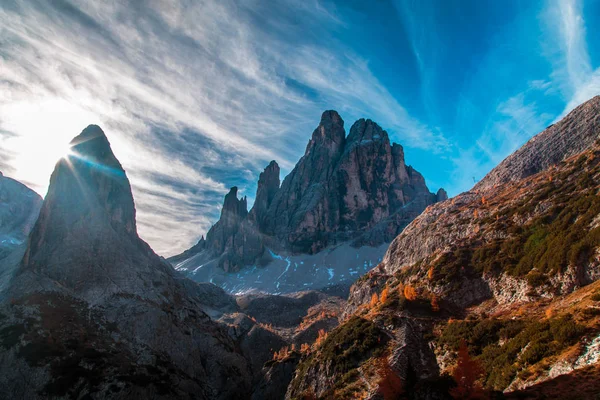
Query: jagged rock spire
xmin=221 ymin=186 xmax=248 ymax=220
xmin=173 ymin=109 xmax=445 ymax=270
xmin=18 ymin=125 xmax=169 ymax=301
xmin=249 ymin=160 xmax=280 ymax=228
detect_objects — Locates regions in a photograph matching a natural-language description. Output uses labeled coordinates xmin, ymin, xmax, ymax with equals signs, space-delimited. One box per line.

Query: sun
xmin=61 ymin=143 xmax=75 ymax=159
xmin=0 ymin=97 xmax=98 ymax=195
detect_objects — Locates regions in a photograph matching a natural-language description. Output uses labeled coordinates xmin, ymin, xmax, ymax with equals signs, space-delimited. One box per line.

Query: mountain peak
xmin=249 ymin=160 xmax=281 ymax=228
xmin=475 ymin=95 xmax=600 ymax=191
xmin=347 ymin=118 xmax=389 ymax=145
xmin=68 ymin=125 xmax=120 ymax=165
xmin=70 ymin=124 xmax=104 ymax=143
xmin=221 ymin=186 xmax=248 ymax=220
xmin=320 ymin=109 xmax=342 ymax=124
xmin=16 ymin=125 xmax=161 ymax=301
xmin=305 ymin=110 xmax=346 ymax=156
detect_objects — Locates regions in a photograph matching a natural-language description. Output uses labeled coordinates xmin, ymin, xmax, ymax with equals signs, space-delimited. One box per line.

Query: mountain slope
xmin=0 ymin=172 xmax=42 ymax=292
xmin=287 ymin=96 xmax=600 ymax=398
xmin=0 ymin=126 xmax=251 ymax=399
xmin=475 ymin=95 xmax=600 ymax=191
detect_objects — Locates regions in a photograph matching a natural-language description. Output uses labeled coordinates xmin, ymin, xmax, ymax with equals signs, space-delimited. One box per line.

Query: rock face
xmin=248 ymin=160 xmax=280 ymax=229
xmin=0 ymin=173 xmax=42 ymax=244
xmin=475 ymin=95 xmax=600 ymax=191
xmin=283 ymin=96 xmax=600 ymax=398
xmin=0 ymin=173 xmax=42 ymax=291
xmin=263 ymin=114 xmax=439 ymax=254
xmin=381 ymin=96 xmax=600 ymax=297
xmin=0 ymin=125 xmax=251 ymax=399
xmin=172 ymin=111 xmax=443 ymax=280
xmin=18 ymin=125 xmax=164 ymax=301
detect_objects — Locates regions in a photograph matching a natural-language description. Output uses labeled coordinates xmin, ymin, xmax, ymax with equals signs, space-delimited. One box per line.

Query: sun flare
xmin=0 ymin=98 xmax=98 ymax=195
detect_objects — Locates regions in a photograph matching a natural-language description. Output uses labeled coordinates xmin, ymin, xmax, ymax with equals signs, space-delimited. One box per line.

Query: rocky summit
xmin=172 ymin=111 xmax=444 ymax=294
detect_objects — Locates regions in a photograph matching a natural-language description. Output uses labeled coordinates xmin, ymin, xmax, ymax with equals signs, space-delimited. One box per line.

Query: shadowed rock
xmin=0 ymin=173 xmax=42 ymax=292
xmin=1 ymin=125 xmax=251 ymax=399
xmin=173 ymin=111 xmax=445 ymax=277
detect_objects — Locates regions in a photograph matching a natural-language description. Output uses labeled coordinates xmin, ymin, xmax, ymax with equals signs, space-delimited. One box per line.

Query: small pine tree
xmin=450 ymin=340 xmax=484 ymax=399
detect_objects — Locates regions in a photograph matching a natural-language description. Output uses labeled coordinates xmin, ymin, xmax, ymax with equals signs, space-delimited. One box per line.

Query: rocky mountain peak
xmin=249 ymin=160 xmax=280 ymax=228
xmin=346 ymin=118 xmax=389 ymax=146
xmin=2 ymin=125 xmax=253 ymax=398
xmin=70 ymin=124 xmax=118 ymax=161
xmin=17 ymin=125 xmax=172 ymax=302
xmin=304 ymin=109 xmax=346 ymax=157
xmin=0 ymin=174 xmax=42 ymax=292
xmin=436 ymin=188 xmax=448 ymax=202
xmin=221 ymin=186 xmax=248 ymax=220
xmin=173 ymin=110 xmax=446 ymax=278
xmin=475 ymin=95 xmax=600 ymax=192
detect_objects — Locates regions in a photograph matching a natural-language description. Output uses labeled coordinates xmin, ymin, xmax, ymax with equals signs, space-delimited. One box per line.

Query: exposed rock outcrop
xmin=0 ymin=173 xmax=42 ymax=291
xmin=380 ymin=96 xmax=600 ymax=308
xmin=203 ymin=186 xmax=267 ymax=272
xmin=475 ymin=95 xmax=600 ymax=191
xmin=172 ymin=111 xmax=444 ymax=281
xmin=263 ymin=115 xmax=440 ymax=254
xmin=248 ymin=160 xmax=280 ymax=229
xmin=0 ymin=125 xmax=251 ymax=399
xmin=436 ymin=188 xmax=448 ymax=202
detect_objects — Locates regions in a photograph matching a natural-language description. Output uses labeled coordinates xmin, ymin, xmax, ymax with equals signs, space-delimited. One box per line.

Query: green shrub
xmin=438 ymin=315 xmax=586 ymax=391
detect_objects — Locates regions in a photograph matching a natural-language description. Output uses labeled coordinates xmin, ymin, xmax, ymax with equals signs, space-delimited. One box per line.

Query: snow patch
xmin=327 ymin=268 xmax=335 ymax=280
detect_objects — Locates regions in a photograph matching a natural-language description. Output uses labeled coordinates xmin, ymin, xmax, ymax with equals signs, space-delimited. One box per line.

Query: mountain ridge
xmin=172 ymin=110 xmax=445 ymax=293
xmin=475 ymin=95 xmax=600 ymax=191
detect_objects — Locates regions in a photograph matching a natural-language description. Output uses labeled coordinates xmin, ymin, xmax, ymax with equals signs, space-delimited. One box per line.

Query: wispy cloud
xmin=397 ymin=0 xmax=598 ymax=195
xmin=0 ymin=0 xmax=441 ymax=255
xmin=543 ymin=0 xmax=600 ymax=117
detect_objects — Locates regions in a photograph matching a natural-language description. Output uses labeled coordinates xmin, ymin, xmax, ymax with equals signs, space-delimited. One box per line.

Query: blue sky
xmin=1 ymin=0 xmax=599 ymax=255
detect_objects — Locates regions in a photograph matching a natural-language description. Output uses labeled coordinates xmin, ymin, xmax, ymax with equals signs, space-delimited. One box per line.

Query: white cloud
xmin=1 ymin=0 xmax=440 ymax=255
xmin=543 ymin=0 xmax=600 ymax=118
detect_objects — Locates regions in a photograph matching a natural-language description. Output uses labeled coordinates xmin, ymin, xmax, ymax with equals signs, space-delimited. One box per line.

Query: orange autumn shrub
xmin=370 ymin=292 xmax=379 ymax=308
xmin=376 ymin=357 xmax=404 ymax=400
xmin=404 ymin=285 xmax=417 ymax=301
xmin=380 ymin=287 xmax=389 ymax=304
